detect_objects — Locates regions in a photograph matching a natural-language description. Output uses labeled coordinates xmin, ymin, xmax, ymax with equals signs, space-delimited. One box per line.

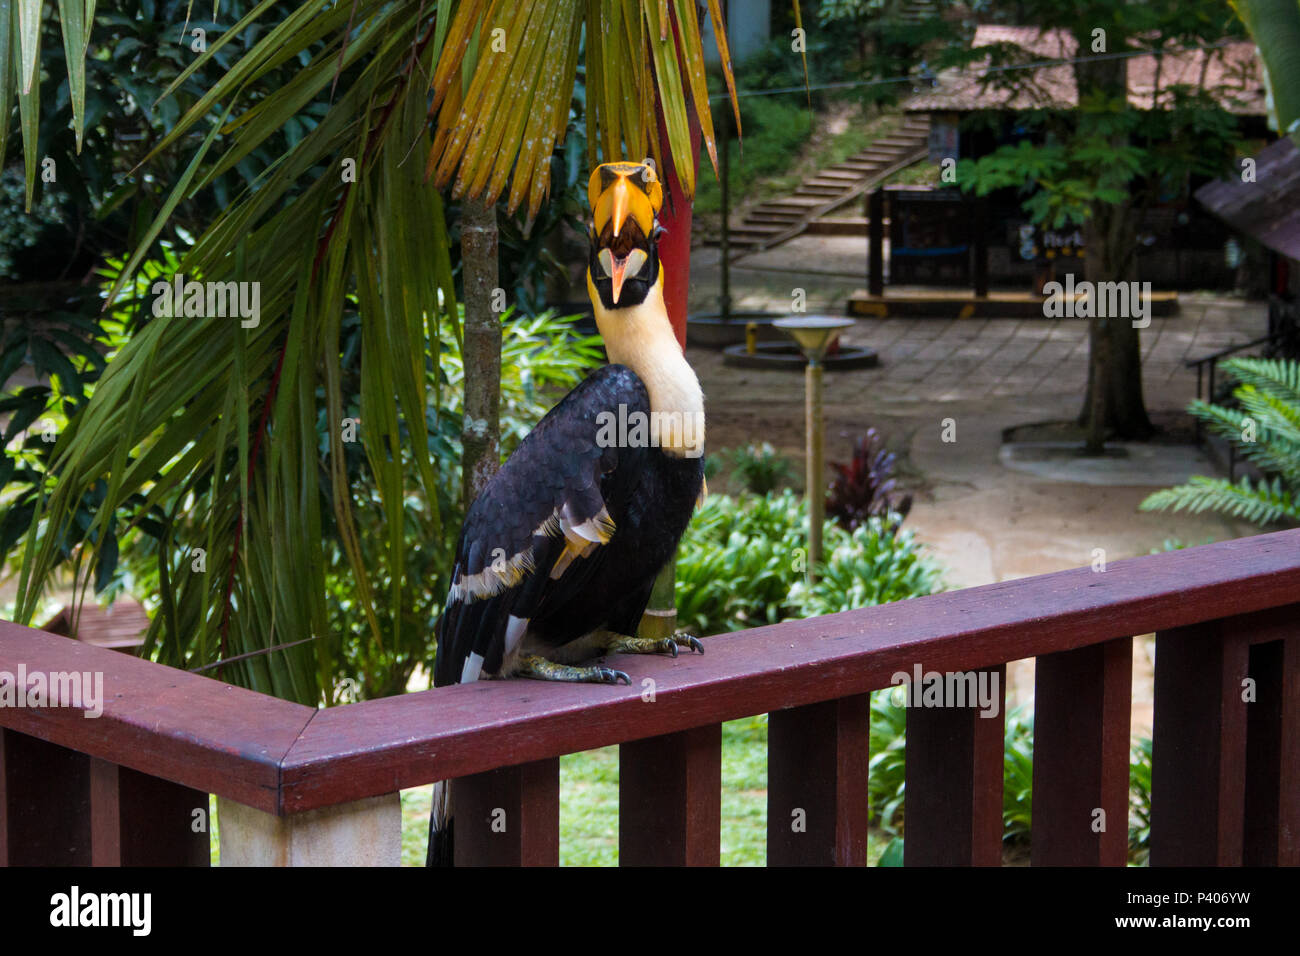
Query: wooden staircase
xmin=717 ymin=113 xmax=931 ymax=256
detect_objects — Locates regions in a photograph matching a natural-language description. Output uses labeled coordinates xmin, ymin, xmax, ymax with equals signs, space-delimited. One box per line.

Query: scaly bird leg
xmin=600 ymin=630 xmax=705 ymax=659
xmin=515 ymin=654 xmax=630 ymax=685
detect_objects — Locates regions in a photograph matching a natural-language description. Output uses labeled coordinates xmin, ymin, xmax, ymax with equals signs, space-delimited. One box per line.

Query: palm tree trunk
xmin=460 ymin=197 xmax=502 ymax=502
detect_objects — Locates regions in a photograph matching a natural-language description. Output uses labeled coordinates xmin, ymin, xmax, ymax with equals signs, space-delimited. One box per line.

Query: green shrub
xmin=1129 ymin=736 xmax=1154 ymax=865
xmin=1141 ymin=358 xmax=1300 ymax=526
xmin=793 ymin=520 xmax=939 ymax=616
xmin=693 ymin=95 xmax=813 ymax=216
xmin=1002 ymin=707 xmax=1035 ymax=845
xmin=727 ymin=441 xmax=794 ymax=494
xmin=675 ymin=489 xmax=940 ymax=636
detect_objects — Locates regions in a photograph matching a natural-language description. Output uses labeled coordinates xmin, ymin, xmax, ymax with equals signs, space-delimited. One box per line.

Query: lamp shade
xmin=773 ymin=316 xmax=855 ymax=361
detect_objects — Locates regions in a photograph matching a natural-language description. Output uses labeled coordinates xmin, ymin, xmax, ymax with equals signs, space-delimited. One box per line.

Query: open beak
xmin=609 ymin=253 xmax=630 ymax=303
xmin=599 ymin=248 xmax=648 ymax=305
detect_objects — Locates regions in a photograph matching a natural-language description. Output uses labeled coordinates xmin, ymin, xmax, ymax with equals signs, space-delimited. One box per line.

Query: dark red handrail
xmin=2 ymin=528 xmax=1297 ymax=865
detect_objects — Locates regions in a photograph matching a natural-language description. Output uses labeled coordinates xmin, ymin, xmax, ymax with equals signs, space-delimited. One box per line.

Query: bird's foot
xmin=601 ymin=630 xmax=704 ymax=659
xmin=515 ymin=654 xmax=630 ymax=685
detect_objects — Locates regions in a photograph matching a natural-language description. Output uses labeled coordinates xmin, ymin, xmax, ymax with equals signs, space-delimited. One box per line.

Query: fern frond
xmin=1140 ymin=475 xmax=1300 ymax=525
xmin=1220 ymin=357 xmax=1300 ymax=404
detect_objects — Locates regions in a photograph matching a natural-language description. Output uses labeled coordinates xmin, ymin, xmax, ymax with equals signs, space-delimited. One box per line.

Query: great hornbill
xmin=427 ymin=161 xmax=706 ymax=865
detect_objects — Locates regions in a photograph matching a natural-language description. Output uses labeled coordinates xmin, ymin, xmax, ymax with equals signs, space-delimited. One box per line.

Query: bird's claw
xmin=599 ymin=667 xmax=631 ymax=685
xmin=672 ymin=631 xmax=704 ymax=655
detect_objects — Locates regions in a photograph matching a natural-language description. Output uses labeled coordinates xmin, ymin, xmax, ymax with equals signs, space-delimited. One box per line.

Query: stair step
xmin=748 ymin=209 xmax=806 ymax=222
xmin=803 ymin=176 xmax=856 ymax=189
xmin=805 ymin=216 xmax=869 ymax=236
xmin=726 ymin=225 xmax=786 ymax=238
xmin=764 ymin=195 xmax=830 ymax=208
xmin=795 ymin=184 xmax=848 ymax=197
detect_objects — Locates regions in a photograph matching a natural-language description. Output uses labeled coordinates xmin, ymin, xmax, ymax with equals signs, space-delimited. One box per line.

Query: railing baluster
xmin=453 ymin=758 xmax=560 ymax=866
xmin=0 ymin=729 xmax=91 ymax=866
xmin=90 ymin=759 xmax=209 ymax=866
xmin=1151 ymin=622 xmax=1250 ymax=865
xmin=904 ymin=665 xmax=1005 ymax=866
xmin=1244 ymin=634 xmax=1299 ymax=865
xmin=619 ymin=725 xmax=721 ymax=866
xmin=767 ymin=695 xmax=870 ymax=866
xmin=1031 ymin=638 xmax=1132 ymax=866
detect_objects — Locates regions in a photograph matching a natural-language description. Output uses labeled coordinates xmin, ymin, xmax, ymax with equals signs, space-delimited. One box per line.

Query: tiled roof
xmin=906 ymin=25 xmax=1266 ymax=115
xmin=1196 ymin=137 xmax=1300 ymax=260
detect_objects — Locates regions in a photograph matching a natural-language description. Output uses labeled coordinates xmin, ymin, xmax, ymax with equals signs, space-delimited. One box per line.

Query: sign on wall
xmin=928 ymin=114 xmax=959 ymax=163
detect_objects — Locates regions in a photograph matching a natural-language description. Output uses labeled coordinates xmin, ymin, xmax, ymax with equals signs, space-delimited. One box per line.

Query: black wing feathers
xmin=434 ymin=365 xmax=650 ymax=686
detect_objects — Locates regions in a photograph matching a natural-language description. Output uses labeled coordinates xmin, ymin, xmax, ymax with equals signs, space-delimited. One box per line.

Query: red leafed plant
xmin=826 ymin=429 xmax=913 ymax=533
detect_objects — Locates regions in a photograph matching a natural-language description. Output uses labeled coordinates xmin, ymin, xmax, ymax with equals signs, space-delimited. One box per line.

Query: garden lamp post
xmin=774 ymin=316 xmax=854 ymax=584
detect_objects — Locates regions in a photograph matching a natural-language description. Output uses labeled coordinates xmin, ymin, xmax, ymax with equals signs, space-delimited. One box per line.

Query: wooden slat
xmin=1243 ymin=622 xmax=1300 ymax=865
xmin=1151 ymin=621 xmax=1250 ymax=865
xmin=0 ymin=622 xmax=315 ymax=814
xmin=904 ymin=666 xmax=1005 ymax=866
xmin=1 ymin=730 xmax=91 ymax=865
xmin=620 ymin=725 xmax=721 ymax=866
xmin=767 ymin=695 xmax=870 ymax=866
xmin=90 ymin=759 xmax=210 ymax=866
xmin=1031 ymin=638 xmax=1132 ymax=866
xmin=452 ymin=758 xmax=559 ymax=867
xmin=279 ymin=530 xmax=1300 ymax=812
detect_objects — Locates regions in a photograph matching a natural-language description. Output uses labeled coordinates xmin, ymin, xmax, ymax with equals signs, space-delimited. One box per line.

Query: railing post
xmin=453 ymin=759 xmax=559 ymax=866
xmin=904 ymin=665 xmax=1006 ymax=866
xmin=767 ymin=695 xmax=870 ymax=866
xmin=218 ymin=792 xmax=402 ymax=866
xmin=1244 ymin=632 xmax=1299 ymax=865
xmin=1031 ymin=638 xmax=1132 ymax=866
xmin=0 ymin=729 xmax=91 ymax=866
xmin=90 ymin=758 xmax=209 ymax=866
xmin=620 ymin=725 xmax=721 ymax=866
xmin=1151 ymin=622 xmax=1250 ymax=865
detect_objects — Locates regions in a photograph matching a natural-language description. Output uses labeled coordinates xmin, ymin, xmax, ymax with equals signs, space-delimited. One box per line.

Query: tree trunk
xmin=1073 ymin=29 xmax=1154 ymax=448
xmin=460 ymin=197 xmax=502 ymax=503
xmin=1078 ymin=200 xmax=1153 ymax=449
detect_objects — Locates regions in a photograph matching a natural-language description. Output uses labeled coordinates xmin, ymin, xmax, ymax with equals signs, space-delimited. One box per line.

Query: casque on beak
xmin=610 ymin=178 xmax=631 ymax=239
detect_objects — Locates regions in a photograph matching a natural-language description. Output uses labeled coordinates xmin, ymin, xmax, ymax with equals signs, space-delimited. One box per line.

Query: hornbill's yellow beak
xmin=589 ymin=161 xmax=664 ymax=305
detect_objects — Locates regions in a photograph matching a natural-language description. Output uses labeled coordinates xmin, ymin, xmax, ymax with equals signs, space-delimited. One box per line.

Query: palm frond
xmin=8 ymin=0 xmax=748 ymax=704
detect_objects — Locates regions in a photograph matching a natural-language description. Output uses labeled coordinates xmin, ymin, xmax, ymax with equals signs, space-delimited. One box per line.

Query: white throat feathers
xmin=588 ymin=270 xmax=705 ymax=458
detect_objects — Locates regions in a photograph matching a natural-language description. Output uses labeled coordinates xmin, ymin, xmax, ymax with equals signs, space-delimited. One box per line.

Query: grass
xmin=882 ymin=160 xmax=942 ymax=187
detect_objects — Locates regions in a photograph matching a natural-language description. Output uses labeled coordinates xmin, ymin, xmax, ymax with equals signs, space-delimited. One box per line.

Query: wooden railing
xmin=2 ymin=529 xmax=1297 ymax=866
